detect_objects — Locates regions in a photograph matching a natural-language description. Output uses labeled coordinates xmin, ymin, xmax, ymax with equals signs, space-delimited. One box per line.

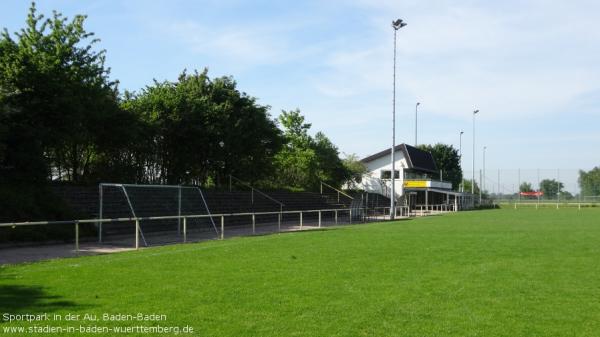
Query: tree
xmin=0 ymin=2 xmax=120 ymax=183
xmin=579 ymin=167 xmax=600 ymax=197
xmin=122 ymin=69 xmax=283 ymax=185
xmin=273 ymin=109 xmax=318 ymax=189
xmin=342 ymin=154 xmax=368 ymax=189
xmin=273 ymin=109 xmax=348 ymax=190
xmin=539 ymin=179 xmax=564 ymax=199
xmin=519 ymin=182 xmax=533 ymax=192
xmin=417 ymin=143 xmax=462 ymax=190
xmin=462 ymin=179 xmax=480 ymax=195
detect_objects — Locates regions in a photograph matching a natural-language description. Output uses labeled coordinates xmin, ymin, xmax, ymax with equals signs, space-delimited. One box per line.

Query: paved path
xmin=0 ymin=244 xmax=134 ymax=265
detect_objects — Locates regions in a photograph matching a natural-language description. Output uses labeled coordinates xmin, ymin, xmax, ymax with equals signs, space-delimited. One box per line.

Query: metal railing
xmin=320 ymin=181 xmax=354 ymax=203
xmin=229 ymin=175 xmax=285 ymax=210
xmin=0 ymin=203 xmax=462 ymax=253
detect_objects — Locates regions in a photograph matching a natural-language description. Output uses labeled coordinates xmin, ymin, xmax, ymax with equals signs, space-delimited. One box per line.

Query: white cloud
xmin=310 ymin=0 xmax=600 ymax=121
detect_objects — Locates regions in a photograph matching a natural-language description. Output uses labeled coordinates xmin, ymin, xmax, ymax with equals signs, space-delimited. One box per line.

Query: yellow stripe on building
xmin=403 ymin=180 xmax=428 ymax=188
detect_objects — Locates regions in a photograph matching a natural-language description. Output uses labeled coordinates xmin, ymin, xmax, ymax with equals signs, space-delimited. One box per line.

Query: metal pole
xmin=335 ymin=210 xmax=338 ymax=224
xmin=390 ymin=26 xmax=397 ymax=221
xmin=178 ymin=185 xmax=182 ymax=235
xmin=98 ymin=184 xmax=103 ymax=243
xmin=415 ymin=102 xmax=420 ymax=146
xmin=472 ymin=110 xmax=478 ymax=194
xmin=557 ymin=169 xmax=560 ymax=209
xmin=459 ymin=131 xmax=463 ymax=192
xmin=479 ymin=169 xmax=482 ymax=204
xmin=135 ymin=219 xmax=140 ymax=250
xmin=483 ymin=146 xmax=486 ymax=196
xmin=390 ymin=19 xmax=406 ymax=220
xmin=318 ymin=211 xmax=322 ymax=228
xmin=518 ymin=169 xmax=521 ymax=205
xmin=537 ymin=168 xmax=540 ymax=208
xmin=278 ymin=212 xmax=281 ymax=232
xmin=299 ymin=212 xmax=303 ymax=229
xmin=252 ymin=214 xmax=256 ymax=234
xmin=183 ymin=217 xmax=187 ymax=243
xmin=220 ymin=216 xmax=224 ymax=240
xmin=75 ymin=222 xmax=79 ymax=252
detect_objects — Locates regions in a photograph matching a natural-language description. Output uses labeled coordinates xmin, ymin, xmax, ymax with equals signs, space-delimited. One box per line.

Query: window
xmin=380 ymin=170 xmax=400 ymax=179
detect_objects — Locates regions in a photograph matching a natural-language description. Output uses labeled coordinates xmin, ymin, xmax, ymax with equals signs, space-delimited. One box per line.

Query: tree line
xmin=0 ymin=3 xmax=363 ymax=194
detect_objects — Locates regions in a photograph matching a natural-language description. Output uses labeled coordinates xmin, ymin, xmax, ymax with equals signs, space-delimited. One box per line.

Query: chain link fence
xmin=462 ymin=168 xmax=600 ymax=206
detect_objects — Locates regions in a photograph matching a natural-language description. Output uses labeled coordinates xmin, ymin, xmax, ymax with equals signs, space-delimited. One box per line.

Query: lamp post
xmin=415 ymin=102 xmax=420 ymax=146
xmin=459 ymin=131 xmax=464 ymax=192
xmin=472 ymin=109 xmax=479 ymax=196
xmin=390 ymin=18 xmax=407 ymax=220
xmin=481 ymin=145 xmax=486 ymax=204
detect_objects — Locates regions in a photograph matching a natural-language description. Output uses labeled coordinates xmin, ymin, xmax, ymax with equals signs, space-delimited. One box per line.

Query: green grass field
xmin=2 ymin=209 xmax=600 ymax=336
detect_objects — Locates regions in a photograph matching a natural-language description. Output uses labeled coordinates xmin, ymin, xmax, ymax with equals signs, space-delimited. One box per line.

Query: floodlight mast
xmin=472 ymin=109 xmax=479 ymax=196
xmin=390 ymin=18 xmax=406 ymax=220
xmin=415 ymin=102 xmax=420 ymax=146
xmin=459 ymin=131 xmax=464 ymax=192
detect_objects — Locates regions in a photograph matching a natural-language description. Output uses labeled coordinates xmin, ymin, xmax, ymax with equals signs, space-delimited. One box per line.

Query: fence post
xmin=178 ymin=185 xmax=182 ymax=235
xmin=252 ymin=214 xmax=256 ymax=234
xmin=220 ymin=216 xmax=224 ymax=240
xmin=278 ymin=212 xmax=281 ymax=232
xmin=183 ymin=217 xmax=187 ymax=243
xmin=318 ymin=211 xmax=322 ymax=228
xmin=335 ymin=210 xmax=338 ymax=224
xmin=135 ymin=219 xmax=140 ymax=250
xmin=75 ymin=222 xmax=79 ymax=253
xmin=349 ymin=209 xmax=352 ymax=224
xmin=300 ymin=212 xmax=303 ymax=229
xmin=98 ymin=184 xmax=103 ymax=243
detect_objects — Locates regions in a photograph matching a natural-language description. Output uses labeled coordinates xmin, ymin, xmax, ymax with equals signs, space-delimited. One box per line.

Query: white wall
xmin=357 ymin=150 xmax=408 ymax=199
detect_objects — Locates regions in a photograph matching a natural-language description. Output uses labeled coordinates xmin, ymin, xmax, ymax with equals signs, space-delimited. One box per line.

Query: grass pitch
xmin=2 ymin=208 xmax=600 ymax=336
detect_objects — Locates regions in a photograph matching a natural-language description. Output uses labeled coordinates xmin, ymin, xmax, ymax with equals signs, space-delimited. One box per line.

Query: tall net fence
xmin=462 ymin=168 xmax=600 ymax=206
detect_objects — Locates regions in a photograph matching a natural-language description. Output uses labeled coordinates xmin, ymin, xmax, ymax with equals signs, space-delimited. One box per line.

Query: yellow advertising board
xmin=403 ymin=180 xmax=428 ymax=188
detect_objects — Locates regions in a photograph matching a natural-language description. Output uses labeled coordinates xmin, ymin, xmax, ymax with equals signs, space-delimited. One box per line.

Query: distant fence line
xmin=461 ymin=169 xmax=598 ymax=196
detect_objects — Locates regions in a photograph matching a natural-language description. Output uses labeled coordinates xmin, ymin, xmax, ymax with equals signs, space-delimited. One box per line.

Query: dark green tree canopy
xmin=417 ymin=143 xmax=462 ymax=191
xmin=579 ymin=167 xmax=600 ymax=197
xmin=539 ymin=179 xmax=564 ymax=198
xmin=122 ymin=69 xmax=283 ymax=185
xmin=519 ymin=182 xmax=533 ymax=192
xmin=0 ymin=2 xmax=119 ymax=183
xmin=273 ymin=109 xmax=350 ymax=190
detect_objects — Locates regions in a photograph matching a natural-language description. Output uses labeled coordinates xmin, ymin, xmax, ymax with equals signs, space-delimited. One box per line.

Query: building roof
xmin=361 ymin=144 xmax=438 ymax=174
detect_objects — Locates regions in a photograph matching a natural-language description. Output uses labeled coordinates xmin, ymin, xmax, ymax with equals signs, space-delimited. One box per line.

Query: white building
xmin=355 ymin=144 xmax=469 ymax=209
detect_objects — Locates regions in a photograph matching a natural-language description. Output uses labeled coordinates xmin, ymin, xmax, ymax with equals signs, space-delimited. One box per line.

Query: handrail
xmin=320 ymin=181 xmax=354 ymax=200
xmin=0 ymin=207 xmax=358 ymax=228
xmin=229 ymin=175 xmax=285 ymax=208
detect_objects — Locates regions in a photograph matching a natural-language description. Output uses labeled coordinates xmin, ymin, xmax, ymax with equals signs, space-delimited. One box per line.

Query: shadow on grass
xmin=0 ymin=269 xmax=88 ymax=322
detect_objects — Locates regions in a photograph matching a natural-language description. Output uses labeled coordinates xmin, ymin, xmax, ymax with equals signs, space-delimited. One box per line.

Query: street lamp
xmin=390 ymin=18 xmax=407 ymax=220
xmin=472 ymin=109 xmax=479 ymax=196
xmin=459 ymin=131 xmax=464 ymax=192
xmin=415 ymin=102 xmax=420 ymax=146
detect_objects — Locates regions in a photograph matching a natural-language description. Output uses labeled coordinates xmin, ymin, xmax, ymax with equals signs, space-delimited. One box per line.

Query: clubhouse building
xmin=355 ymin=144 xmax=472 ymax=211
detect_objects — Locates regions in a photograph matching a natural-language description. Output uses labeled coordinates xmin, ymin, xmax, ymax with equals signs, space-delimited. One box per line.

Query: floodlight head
xmin=474 ymin=109 xmax=479 ymax=114
xmin=218 ymin=141 xmax=225 ymax=148
xmin=416 ymin=102 xmax=421 ymax=106
xmin=460 ymin=131 xmax=464 ymax=135
xmin=392 ymin=19 xmax=406 ymax=30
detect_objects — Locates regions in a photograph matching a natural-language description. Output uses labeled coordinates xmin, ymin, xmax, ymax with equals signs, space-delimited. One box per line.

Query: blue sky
xmin=2 ymin=0 xmax=599 ymax=182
